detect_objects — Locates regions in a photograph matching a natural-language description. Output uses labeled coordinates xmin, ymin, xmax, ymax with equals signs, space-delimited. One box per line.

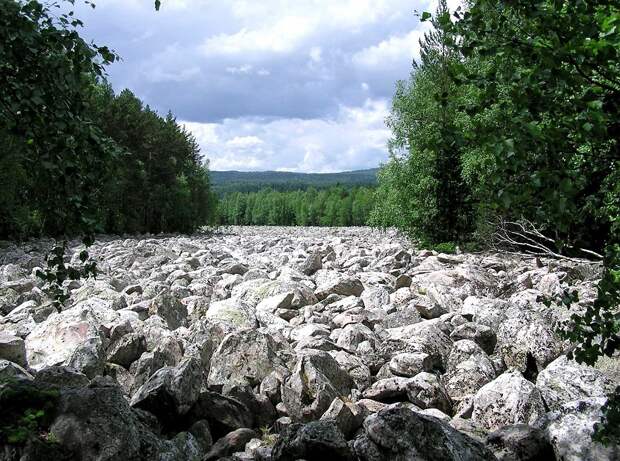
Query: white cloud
xmin=352 ymin=30 xmax=424 ymax=69
xmin=183 ymin=98 xmax=390 ymax=172
xmin=201 ymin=16 xmax=315 ymax=55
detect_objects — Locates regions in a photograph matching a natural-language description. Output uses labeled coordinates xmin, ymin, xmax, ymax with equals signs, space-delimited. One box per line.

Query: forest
xmin=210 ymin=168 xmax=378 ymax=194
xmin=217 ymin=187 xmax=375 ymax=226
xmin=0 ymin=1 xmax=216 ymax=241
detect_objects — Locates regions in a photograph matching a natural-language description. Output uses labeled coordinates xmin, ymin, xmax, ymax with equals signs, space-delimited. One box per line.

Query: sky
xmin=74 ymin=0 xmax=455 ymax=172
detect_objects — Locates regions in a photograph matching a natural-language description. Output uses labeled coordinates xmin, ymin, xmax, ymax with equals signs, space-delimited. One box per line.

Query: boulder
xmin=485 ymin=424 xmax=554 ymax=461
xmin=272 ymin=420 xmax=353 ymax=461
xmin=301 ymin=252 xmax=323 ymax=276
xmin=354 ymin=407 xmax=496 ymax=460
xmin=0 ymin=331 xmax=27 ymax=367
xmin=389 ymin=352 xmax=436 ymax=377
xmin=205 ymin=298 xmax=257 ymax=329
xmin=536 ymin=398 xmax=619 ymax=461
xmin=148 ymin=293 xmax=187 ymax=330
xmin=130 ymin=357 xmax=202 ymax=425
xmin=25 ymin=302 xmax=117 ymax=377
xmin=320 ymin=397 xmax=364 ymax=437
xmin=106 ymin=333 xmax=147 ymax=369
xmin=450 ymin=322 xmax=497 ymax=355
xmin=204 ymin=428 xmax=257 ymax=461
xmin=281 ymin=349 xmax=353 ymax=422
xmin=405 ymin=372 xmax=452 ymax=414
xmin=536 ymin=355 xmax=615 ymax=411
xmin=208 ymin=329 xmax=288 ymax=388
xmin=315 ymin=273 xmax=364 ymax=300
xmin=472 ymin=371 xmax=546 ymax=431
xmin=50 ymin=379 xmax=179 ymax=460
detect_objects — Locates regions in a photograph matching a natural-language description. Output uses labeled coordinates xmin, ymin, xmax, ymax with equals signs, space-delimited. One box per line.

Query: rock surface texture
xmin=0 ymin=226 xmax=616 ymax=460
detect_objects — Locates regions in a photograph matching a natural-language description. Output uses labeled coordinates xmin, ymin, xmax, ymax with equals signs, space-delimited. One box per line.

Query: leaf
xmin=155 ymin=0 xmax=161 ymax=11
xmin=421 ymin=11 xmax=431 ymax=22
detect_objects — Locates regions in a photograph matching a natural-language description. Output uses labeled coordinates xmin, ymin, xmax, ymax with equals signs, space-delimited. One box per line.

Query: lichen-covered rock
xmin=536 ymin=355 xmax=615 ymax=411
xmin=472 ymin=371 xmax=546 ymax=431
xmin=208 ymin=329 xmax=289 ymax=388
xmin=354 ymin=407 xmax=496 ymax=461
xmin=272 ymin=420 xmax=353 ymax=461
xmin=535 ymin=398 xmax=620 ymax=461
xmin=281 ymin=349 xmax=353 ymax=422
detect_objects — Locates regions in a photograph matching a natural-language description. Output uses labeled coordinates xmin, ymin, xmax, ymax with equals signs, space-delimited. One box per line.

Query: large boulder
xmin=497 ymin=311 xmax=565 ymax=375
xmin=535 ymin=398 xmax=620 ymax=461
xmin=354 ymin=406 xmax=496 ymax=460
xmin=535 ymin=355 xmax=615 ymax=411
xmin=208 ymin=329 xmax=289 ymax=388
xmin=205 ymin=298 xmax=257 ymax=329
xmin=148 ymin=292 xmax=187 ymax=330
xmin=25 ymin=302 xmax=118 ymax=377
xmin=272 ymin=420 xmax=353 ymax=461
xmin=0 ymin=331 xmax=27 ymax=367
xmin=445 ymin=340 xmax=496 ymax=404
xmin=485 ymin=424 xmax=554 ymax=461
xmin=472 ymin=371 xmax=546 ymax=431
xmin=315 ymin=272 xmax=364 ymax=300
xmin=281 ymin=349 xmax=353 ymax=422
xmin=50 ymin=379 xmax=184 ymax=460
xmin=130 ymin=357 xmax=202 ymax=425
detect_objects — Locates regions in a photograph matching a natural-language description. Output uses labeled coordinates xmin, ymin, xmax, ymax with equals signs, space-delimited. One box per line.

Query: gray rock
xmin=405 ymin=372 xmax=452 ymax=414
xmin=106 ymin=333 xmax=146 ymax=369
xmin=389 ymin=352 xmax=436 ymax=377
xmin=315 ymin=274 xmax=364 ymax=300
xmin=130 ymin=357 xmax=202 ymax=424
xmin=282 ymin=349 xmax=353 ymax=422
xmin=148 ymin=292 xmax=188 ymax=330
xmin=355 ymin=406 xmax=496 ymax=460
xmin=450 ymin=322 xmax=497 ymax=355
xmin=208 ymin=329 xmax=288 ymax=388
xmin=536 ymin=398 xmax=619 ymax=461
xmin=272 ymin=420 xmax=353 ymax=461
xmin=50 ymin=380 xmax=177 ymax=460
xmin=320 ymin=397 xmax=364 ymax=437
xmin=0 ymin=331 xmax=27 ymax=367
xmin=472 ymin=371 xmax=546 ymax=431
xmin=362 ymin=377 xmax=411 ymax=402
xmin=301 ymin=252 xmax=323 ymax=276
xmin=536 ymin=355 xmax=615 ymax=411
xmin=190 ymin=391 xmax=254 ymax=439
xmin=205 ymin=428 xmax=257 ymax=461
xmin=485 ymin=424 xmax=554 ymax=461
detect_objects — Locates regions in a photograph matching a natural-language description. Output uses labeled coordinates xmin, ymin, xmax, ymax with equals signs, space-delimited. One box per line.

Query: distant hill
xmin=210 ymin=168 xmax=379 ymax=194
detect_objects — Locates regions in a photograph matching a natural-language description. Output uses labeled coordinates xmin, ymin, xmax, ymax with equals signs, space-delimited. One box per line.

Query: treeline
xmin=218 ymin=187 xmax=375 ymax=226
xmin=0 ymin=1 xmax=216 ymax=240
xmin=372 ymin=0 xmax=619 ymax=395
xmin=211 ymin=169 xmax=378 ymax=195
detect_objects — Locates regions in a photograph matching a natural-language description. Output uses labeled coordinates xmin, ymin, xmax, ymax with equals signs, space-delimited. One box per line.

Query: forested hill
xmin=210 ymin=168 xmax=378 ymax=194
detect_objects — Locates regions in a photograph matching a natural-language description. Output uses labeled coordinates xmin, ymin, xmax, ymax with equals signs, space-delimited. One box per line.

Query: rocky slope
xmin=0 ymin=226 xmax=617 ymax=460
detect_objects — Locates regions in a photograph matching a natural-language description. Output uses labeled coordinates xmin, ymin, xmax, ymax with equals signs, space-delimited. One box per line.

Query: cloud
xmin=353 ymin=30 xmax=424 ymax=69
xmin=74 ymin=0 xmax=440 ymax=171
xmin=183 ymin=98 xmax=390 ymax=172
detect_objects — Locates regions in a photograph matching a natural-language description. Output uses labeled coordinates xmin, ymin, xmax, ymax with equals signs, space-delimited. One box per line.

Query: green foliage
xmin=432 ymin=242 xmax=457 ymax=254
xmin=0 ymin=380 xmax=59 ymax=446
xmin=218 ymin=186 xmax=375 ymax=227
xmin=210 ymin=169 xmax=378 ymax=195
xmin=372 ymin=0 xmax=474 ymax=244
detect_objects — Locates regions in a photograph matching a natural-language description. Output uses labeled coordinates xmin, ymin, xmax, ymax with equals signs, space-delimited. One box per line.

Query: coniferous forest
xmin=0 ymin=1 xmax=216 ymax=241
xmin=217 ymin=187 xmax=375 ymax=227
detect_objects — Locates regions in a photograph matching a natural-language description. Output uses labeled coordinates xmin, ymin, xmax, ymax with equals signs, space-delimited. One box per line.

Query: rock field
xmin=0 ymin=226 xmax=618 ymax=460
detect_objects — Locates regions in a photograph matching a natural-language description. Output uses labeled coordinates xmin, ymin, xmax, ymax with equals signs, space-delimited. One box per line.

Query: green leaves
xmin=155 ymin=0 xmax=161 ymax=11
